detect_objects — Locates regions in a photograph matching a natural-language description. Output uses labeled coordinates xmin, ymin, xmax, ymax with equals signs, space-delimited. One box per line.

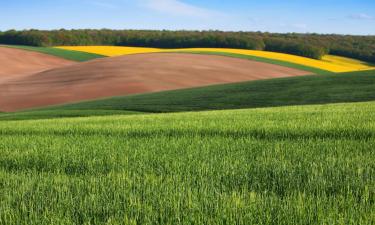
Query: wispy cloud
xmin=248 ymin=17 xmax=260 ymax=23
xmin=292 ymin=23 xmax=308 ymax=30
xmin=87 ymin=0 xmax=117 ymax=9
xmin=348 ymin=13 xmax=374 ymax=20
xmin=139 ymin=0 xmax=221 ymax=18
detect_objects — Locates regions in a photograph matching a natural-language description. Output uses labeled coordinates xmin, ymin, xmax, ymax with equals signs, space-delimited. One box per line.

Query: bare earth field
xmin=0 ymin=46 xmax=75 ymax=83
xmin=0 ymin=53 xmax=311 ymax=112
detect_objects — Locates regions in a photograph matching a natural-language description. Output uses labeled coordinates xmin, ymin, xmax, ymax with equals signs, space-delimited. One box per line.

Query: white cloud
xmin=348 ymin=13 xmax=374 ymax=20
xmin=139 ymin=0 xmax=220 ymax=18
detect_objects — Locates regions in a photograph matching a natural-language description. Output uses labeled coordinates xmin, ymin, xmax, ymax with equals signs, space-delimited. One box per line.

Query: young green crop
xmin=0 ymin=109 xmax=141 ymax=121
xmin=0 ymin=101 xmax=374 ymax=224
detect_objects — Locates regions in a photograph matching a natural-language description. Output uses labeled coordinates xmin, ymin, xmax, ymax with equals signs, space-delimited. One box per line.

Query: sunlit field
xmin=1 ymin=101 xmax=374 ymax=224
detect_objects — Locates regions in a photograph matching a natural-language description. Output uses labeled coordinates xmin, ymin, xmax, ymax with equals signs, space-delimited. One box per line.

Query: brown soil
xmin=0 ymin=53 xmax=312 ymax=112
xmin=0 ymin=46 xmax=75 ymax=84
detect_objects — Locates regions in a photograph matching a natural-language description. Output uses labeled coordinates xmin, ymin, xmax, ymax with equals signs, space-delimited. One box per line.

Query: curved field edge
xmin=1 ymin=45 xmax=105 ymax=62
xmin=0 ymin=101 xmax=374 ymax=224
xmin=34 ymin=69 xmax=375 ymax=111
xmin=59 ymin=47 xmax=330 ymax=74
xmin=173 ymin=51 xmax=331 ymax=75
xmin=2 ymin=44 xmax=330 ymax=73
xmin=0 ymin=110 xmax=142 ymax=121
xmin=2 ymin=69 xmax=375 ymax=121
xmin=173 ymin=49 xmax=375 ymax=73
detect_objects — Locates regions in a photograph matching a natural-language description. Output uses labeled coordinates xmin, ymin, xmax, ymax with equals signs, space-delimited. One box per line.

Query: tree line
xmin=0 ymin=29 xmax=374 ymax=62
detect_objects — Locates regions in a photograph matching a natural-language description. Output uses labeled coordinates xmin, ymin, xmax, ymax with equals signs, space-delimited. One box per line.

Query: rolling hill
xmin=33 ymin=69 xmax=375 ymax=112
xmin=0 ymin=53 xmax=311 ymax=112
xmin=1 ymin=69 xmax=374 ymax=120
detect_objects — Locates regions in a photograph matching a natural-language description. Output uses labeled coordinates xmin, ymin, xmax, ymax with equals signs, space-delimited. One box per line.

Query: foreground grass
xmin=0 ymin=101 xmax=374 ymax=224
xmin=2 ymin=45 xmax=104 ymax=62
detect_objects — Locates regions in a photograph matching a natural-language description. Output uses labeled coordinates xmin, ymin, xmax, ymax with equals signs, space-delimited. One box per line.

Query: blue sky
xmin=1 ymin=0 xmax=374 ymax=35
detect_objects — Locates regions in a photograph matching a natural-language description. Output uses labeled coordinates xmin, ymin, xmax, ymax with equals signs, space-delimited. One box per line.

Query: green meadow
xmin=1 ymin=102 xmax=374 ymax=224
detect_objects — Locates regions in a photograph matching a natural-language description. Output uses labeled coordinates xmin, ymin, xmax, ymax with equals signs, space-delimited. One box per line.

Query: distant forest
xmin=0 ymin=29 xmax=374 ymax=62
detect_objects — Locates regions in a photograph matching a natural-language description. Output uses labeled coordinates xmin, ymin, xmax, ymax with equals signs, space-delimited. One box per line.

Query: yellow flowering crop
xmin=56 ymin=46 xmax=374 ymax=73
xmin=57 ymin=46 xmax=162 ymax=56
xmin=321 ymin=55 xmax=374 ymax=71
xmin=174 ymin=48 xmax=374 ymax=73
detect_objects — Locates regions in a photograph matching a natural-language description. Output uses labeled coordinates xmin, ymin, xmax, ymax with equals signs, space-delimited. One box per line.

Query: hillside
xmin=0 ymin=53 xmax=311 ymax=112
xmin=0 ymin=46 xmax=75 ymax=83
xmin=36 ymin=69 xmax=375 ymax=111
xmin=2 ymin=69 xmax=375 ymax=120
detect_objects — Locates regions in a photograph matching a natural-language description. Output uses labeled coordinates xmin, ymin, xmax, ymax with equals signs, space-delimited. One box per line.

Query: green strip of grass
xmin=175 ymin=51 xmax=332 ymax=75
xmin=0 ymin=102 xmax=374 ymax=224
xmin=0 ymin=110 xmax=142 ymax=121
xmin=1 ymin=45 xmax=105 ymax=62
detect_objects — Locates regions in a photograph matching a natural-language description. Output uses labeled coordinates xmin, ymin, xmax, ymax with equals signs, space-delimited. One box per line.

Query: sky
xmin=1 ymin=0 xmax=374 ymax=35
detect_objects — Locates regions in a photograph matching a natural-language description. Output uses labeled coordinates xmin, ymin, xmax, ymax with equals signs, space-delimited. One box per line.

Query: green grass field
xmin=2 ymin=69 xmax=374 ymax=121
xmin=0 ymin=101 xmax=374 ymax=224
xmin=1 ymin=45 xmax=104 ymax=62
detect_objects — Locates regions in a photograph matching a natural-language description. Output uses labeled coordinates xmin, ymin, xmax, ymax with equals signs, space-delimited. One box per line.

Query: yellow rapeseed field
xmin=57 ymin=46 xmax=162 ymax=56
xmin=56 ymin=46 xmax=375 ymax=73
xmin=174 ymin=48 xmax=374 ymax=72
xmin=321 ymin=55 xmax=374 ymax=71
